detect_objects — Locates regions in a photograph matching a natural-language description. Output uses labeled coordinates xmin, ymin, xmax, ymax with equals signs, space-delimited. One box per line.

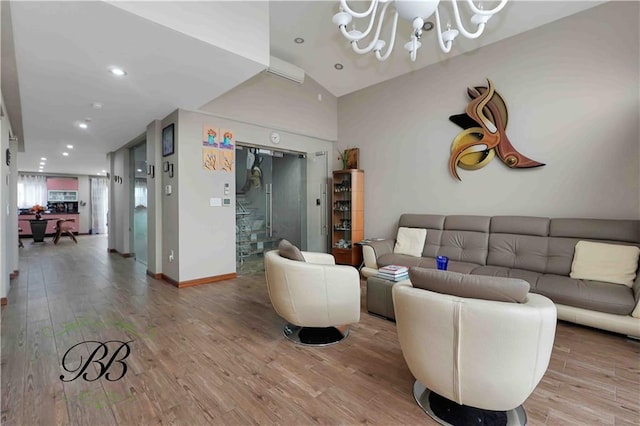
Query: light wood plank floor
xmin=2 ymin=236 xmax=639 ymax=425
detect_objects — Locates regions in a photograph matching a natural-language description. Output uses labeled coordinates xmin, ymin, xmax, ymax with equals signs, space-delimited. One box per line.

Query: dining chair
xmin=53 ymin=219 xmax=78 ymax=244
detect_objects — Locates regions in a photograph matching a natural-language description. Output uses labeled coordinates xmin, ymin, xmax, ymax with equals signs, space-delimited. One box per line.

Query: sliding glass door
xmin=235 ymin=145 xmax=308 ymax=274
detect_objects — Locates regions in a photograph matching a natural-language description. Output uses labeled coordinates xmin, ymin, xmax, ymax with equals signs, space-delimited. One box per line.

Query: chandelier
xmin=332 ymin=0 xmax=508 ymax=62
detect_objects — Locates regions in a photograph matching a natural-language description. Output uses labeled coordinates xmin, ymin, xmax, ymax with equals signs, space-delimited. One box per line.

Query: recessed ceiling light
xmin=91 ymin=102 xmax=103 ymax=109
xmin=67 ymin=144 xmax=74 ymax=149
xmin=294 ymin=37 xmax=305 ymax=44
xmin=334 ymin=63 xmax=344 ymax=70
xmin=62 ymin=152 xmax=69 ymax=156
xmin=39 ymin=162 xmax=45 ymax=165
xmin=78 ymin=122 xmax=88 ymax=129
xmin=40 ymin=157 xmax=47 ymax=161
xmin=101 ymin=170 xmax=106 ymax=173
xmin=108 ymin=66 xmax=127 ymax=77
xmin=136 ymin=169 xmax=143 ymax=173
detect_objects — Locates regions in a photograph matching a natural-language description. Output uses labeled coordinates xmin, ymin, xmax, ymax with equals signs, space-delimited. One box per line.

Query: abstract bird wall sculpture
xmin=449 ymin=79 xmax=545 ymax=181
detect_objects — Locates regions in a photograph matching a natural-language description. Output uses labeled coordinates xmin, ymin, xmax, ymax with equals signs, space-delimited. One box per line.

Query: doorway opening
xmin=235 ymin=144 xmax=309 ymax=275
xmin=130 ymin=142 xmax=147 ymax=265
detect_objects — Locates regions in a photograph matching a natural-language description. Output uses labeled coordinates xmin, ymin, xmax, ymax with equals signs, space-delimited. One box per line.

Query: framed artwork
xmin=203 ymin=125 xmax=218 ymax=147
xmin=162 ymin=124 xmax=175 ymax=157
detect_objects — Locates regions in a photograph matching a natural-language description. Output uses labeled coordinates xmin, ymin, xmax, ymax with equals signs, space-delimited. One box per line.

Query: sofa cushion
xmin=470 ymin=266 xmax=543 ymax=290
xmin=377 ymin=253 xmax=424 ymax=268
xmin=487 ymin=234 xmax=549 ymax=274
xmin=278 ymin=239 xmax=305 ymax=262
xmin=491 ymin=216 xmax=550 ymax=237
xmin=438 ymin=230 xmax=489 ymax=266
xmin=570 ymin=241 xmax=640 ymax=287
xmin=444 ymin=215 xmax=491 ymax=233
xmin=394 ymin=227 xmax=427 ymax=257
xmin=409 ymin=268 xmax=530 ymax=303
xmin=377 ymin=254 xmax=480 ymax=274
xmin=536 ymin=275 xmax=636 ymax=315
xmin=550 ymin=218 xmax=640 ymax=244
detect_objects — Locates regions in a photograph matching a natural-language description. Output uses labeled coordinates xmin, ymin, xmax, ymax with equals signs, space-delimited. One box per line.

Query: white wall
xmin=338 ymin=1 xmax=640 ymax=239
xmin=200 ymin=73 xmax=338 ymax=142
xmin=9 ymin=138 xmax=18 ymax=273
xmin=0 ymin=93 xmax=10 ymax=301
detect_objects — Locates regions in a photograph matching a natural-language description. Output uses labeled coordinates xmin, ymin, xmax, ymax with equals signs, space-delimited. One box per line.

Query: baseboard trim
xmin=9 ymin=271 xmax=19 ymax=280
xmin=146 ymin=270 xmax=163 ymax=280
xmin=108 ymin=248 xmax=133 ymax=258
xmin=1 ymin=297 xmax=7 ymax=306
xmin=161 ymin=272 xmax=237 ymax=288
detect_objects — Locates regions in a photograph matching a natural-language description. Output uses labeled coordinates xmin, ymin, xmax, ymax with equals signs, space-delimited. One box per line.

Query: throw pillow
xmin=278 ymin=239 xmax=306 ymax=262
xmin=393 ymin=227 xmax=427 ymax=257
xmin=570 ymin=241 xmax=640 ymax=287
xmin=409 ymin=267 xmax=530 ymax=303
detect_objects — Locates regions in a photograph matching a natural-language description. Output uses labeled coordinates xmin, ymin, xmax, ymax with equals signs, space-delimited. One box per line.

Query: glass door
xmin=131 ymin=142 xmax=147 ymax=265
xmin=235 ymin=144 xmax=307 ymax=274
xmin=306 ymin=151 xmax=329 ymax=253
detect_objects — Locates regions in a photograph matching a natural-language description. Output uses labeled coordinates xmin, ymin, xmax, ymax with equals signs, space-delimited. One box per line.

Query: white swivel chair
xmin=264 ymin=246 xmax=361 ymax=346
xmin=393 ymin=268 xmax=557 ymax=426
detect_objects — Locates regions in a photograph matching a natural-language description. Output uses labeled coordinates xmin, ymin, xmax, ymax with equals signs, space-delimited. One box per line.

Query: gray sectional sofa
xmin=362 ymin=214 xmax=640 ymax=338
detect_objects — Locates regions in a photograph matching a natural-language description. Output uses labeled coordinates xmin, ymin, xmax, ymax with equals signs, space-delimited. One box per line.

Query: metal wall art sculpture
xmin=449 ymin=79 xmax=545 ymax=181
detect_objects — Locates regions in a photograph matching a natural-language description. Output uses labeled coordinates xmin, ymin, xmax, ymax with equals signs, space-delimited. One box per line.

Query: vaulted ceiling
xmin=3 ymin=1 xmax=604 ymax=176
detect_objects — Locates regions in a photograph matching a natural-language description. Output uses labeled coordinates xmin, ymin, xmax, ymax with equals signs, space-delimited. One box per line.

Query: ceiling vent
xmin=266 ymin=56 xmax=305 ymax=85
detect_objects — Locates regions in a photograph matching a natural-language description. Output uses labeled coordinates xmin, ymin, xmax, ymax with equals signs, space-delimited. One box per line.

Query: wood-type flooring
xmin=2 ymin=236 xmax=639 ymax=425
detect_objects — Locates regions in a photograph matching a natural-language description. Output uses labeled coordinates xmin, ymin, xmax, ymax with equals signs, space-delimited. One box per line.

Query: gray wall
xmin=158 ymin=108 xmax=333 ymax=282
xmin=161 ymin=111 xmax=180 ymax=281
xmin=201 ymin=72 xmax=338 ymax=142
xmin=338 ymin=1 xmax=640 ymax=239
xmin=108 ymin=148 xmax=131 ymax=254
xmin=146 ymin=120 xmax=163 ymax=275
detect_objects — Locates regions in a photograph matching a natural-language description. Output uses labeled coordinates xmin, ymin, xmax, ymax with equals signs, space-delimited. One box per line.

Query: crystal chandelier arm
xmin=351 ymin=2 xmax=392 ymax=54
xmin=435 ymin=8 xmax=454 ymax=53
xmin=338 ymin=0 xmax=380 ymax=41
xmin=450 ymin=0 xmax=486 ymax=39
xmin=374 ymin=11 xmax=399 ymax=61
xmin=464 ymin=0 xmax=508 ymax=16
xmin=340 ymin=0 xmax=379 ymax=19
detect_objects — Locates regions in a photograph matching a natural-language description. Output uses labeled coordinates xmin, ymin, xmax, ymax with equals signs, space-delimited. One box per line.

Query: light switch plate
xmin=165 ymin=185 xmax=172 ymax=195
xmin=210 ymin=197 xmax=222 ymax=207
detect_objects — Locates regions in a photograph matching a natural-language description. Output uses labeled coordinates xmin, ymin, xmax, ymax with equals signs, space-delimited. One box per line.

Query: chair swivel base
xmin=413 ymin=381 xmax=527 ymax=426
xmin=283 ymin=324 xmax=349 ymax=347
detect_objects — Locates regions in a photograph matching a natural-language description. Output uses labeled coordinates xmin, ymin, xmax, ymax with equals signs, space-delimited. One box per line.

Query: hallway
xmin=1 ymin=236 xmax=639 ymax=425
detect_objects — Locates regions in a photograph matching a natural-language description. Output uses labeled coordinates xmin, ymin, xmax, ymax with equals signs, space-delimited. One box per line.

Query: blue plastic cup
xmin=436 ymin=256 xmax=449 ymax=271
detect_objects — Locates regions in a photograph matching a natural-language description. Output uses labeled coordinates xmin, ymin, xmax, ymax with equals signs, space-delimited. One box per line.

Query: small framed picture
xmin=162 ymin=124 xmax=175 ymax=157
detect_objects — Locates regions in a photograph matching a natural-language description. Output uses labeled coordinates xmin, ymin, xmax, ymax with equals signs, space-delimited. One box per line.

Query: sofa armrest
xmin=362 ymin=239 xmax=395 ymax=269
xmin=632 ymin=273 xmax=640 ymax=318
xmin=301 ymin=251 xmax=336 ymax=265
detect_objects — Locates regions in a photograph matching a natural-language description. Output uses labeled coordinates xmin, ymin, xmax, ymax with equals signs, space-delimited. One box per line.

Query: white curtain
xmin=17 ymin=174 xmax=47 ymax=208
xmin=90 ymin=177 xmax=109 ymax=234
xmin=134 ymin=178 xmax=147 ymax=208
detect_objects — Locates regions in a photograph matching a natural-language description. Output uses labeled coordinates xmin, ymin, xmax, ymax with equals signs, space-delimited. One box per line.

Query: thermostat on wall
xmin=223 ymin=198 xmax=231 ymax=206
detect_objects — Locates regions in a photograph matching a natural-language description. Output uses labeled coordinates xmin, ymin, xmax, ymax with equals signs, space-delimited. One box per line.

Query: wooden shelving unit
xmin=331 ymin=169 xmax=364 ymax=266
